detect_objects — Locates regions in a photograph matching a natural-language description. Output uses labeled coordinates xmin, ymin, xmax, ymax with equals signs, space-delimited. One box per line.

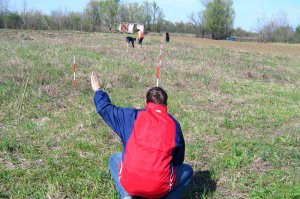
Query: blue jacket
xmin=94 ymin=89 xmax=185 ymax=166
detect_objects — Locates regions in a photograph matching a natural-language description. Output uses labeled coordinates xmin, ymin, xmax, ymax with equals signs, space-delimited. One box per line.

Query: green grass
xmin=1 ymin=29 xmax=300 ymax=198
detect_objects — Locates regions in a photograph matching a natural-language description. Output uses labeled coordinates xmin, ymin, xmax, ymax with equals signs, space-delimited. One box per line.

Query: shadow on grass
xmin=0 ymin=193 xmax=9 ymax=199
xmin=183 ymin=170 xmax=217 ymax=199
xmin=127 ymin=170 xmax=217 ymax=199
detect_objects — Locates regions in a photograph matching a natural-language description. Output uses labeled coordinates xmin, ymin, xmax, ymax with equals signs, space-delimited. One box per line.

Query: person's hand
xmin=91 ymin=71 xmax=100 ymax=91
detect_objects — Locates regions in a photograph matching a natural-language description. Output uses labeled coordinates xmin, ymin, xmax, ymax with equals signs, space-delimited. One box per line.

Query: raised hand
xmin=91 ymin=71 xmax=100 ymax=91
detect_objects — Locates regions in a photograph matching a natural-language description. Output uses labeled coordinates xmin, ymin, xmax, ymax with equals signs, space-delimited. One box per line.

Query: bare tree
xmin=150 ymin=2 xmax=165 ymax=32
xmin=85 ymin=0 xmax=102 ymax=31
xmin=255 ymin=14 xmax=266 ymax=42
xmin=256 ymin=11 xmax=293 ymax=42
xmin=151 ymin=2 xmax=158 ymax=29
xmin=117 ymin=1 xmax=130 ymax=22
xmin=189 ymin=11 xmax=207 ymax=37
xmin=51 ymin=9 xmax=65 ymax=30
xmin=156 ymin=8 xmax=164 ymax=32
xmin=189 ymin=11 xmax=202 ymax=27
xmin=21 ymin=1 xmax=27 ymax=28
xmin=273 ymin=11 xmax=293 ymax=42
xmin=142 ymin=0 xmax=152 ymax=31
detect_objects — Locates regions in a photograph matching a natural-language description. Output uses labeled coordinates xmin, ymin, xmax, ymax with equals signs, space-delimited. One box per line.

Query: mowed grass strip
xmin=0 ymin=30 xmax=299 ymax=198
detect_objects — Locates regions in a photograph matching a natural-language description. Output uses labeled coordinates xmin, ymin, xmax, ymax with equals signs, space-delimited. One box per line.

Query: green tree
xmin=294 ymin=25 xmax=300 ymax=43
xmin=0 ymin=0 xmax=9 ymax=28
xmin=296 ymin=25 xmax=300 ymax=33
xmin=203 ymin=0 xmax=235 ymax=39
xmin=4 ymin=12 xmax=22 ymax=29
xmin=102 ymin=0 xmax=119 ymax=27
xmin=85 ymin=0 xmax=102 ymax=31
xmin=128 ymin=3 xmax=144 ymax=23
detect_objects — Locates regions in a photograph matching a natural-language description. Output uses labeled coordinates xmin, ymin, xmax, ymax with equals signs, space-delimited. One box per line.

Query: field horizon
xmin=0 ymin=29 xmax=300 ymax=198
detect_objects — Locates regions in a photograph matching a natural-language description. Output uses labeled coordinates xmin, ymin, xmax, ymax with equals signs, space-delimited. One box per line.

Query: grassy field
xmin=0 ymin=29 xmax=300 ymax=199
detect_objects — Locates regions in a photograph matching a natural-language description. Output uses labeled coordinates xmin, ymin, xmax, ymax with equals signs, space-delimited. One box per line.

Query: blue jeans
xmin=109 ymin=153 xmax=193 ymax=199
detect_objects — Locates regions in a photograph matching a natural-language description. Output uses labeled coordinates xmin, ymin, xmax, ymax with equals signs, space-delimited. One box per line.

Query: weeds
xmin=0 ymin=30 xmax=300 ymax=198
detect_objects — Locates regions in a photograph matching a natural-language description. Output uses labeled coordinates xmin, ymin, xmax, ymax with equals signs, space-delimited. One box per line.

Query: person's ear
xmin=145 ymin=99 xmax=147 ymax=105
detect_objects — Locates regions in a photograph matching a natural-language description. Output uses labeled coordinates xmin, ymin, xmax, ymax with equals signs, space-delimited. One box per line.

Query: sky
xmin=8 ymin=0 xmax=300 ymax=31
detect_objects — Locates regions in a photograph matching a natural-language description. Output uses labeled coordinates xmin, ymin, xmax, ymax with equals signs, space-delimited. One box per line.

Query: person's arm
xmin=94 ymin=90 xmax=139 ymax=145
xmin=170 ymin=116 xmax=185 ymax=166
xmin=91 ymin=72 xmax=139 ymax=146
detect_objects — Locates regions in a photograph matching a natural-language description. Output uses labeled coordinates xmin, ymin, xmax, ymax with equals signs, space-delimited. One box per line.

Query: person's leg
xmin=126 ymin=40 xmax=129 ymax=52
xmin=138 ymin=38 xmax=143 ymax=47
xmin=109 ymin=153 xmax=132 ymax=199
xmin=163 ymin=164 xmax=193 ymax=199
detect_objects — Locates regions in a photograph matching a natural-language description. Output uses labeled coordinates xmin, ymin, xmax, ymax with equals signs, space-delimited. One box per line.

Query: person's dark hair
xmin=146 ymin=87 xmax=168 ymax=106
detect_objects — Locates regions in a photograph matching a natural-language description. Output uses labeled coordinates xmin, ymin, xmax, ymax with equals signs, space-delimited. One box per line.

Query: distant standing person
xmin=166 ymin=32 xmax=170 ymax=43
xmin=137 ymin=29 xmax=144 ymax=47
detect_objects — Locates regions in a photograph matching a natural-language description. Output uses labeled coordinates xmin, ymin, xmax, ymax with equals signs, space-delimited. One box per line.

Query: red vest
xmin=119 ymin=103 xmax=176 ymax=198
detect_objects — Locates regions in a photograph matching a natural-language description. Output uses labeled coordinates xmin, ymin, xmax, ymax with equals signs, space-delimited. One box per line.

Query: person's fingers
xmin=91 ymin=72 xmax=94 ymax=82
xmin=92 ymin=71 xmax=98 ymax=80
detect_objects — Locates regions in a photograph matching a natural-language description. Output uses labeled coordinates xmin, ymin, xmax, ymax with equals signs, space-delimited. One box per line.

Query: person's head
xmin=146 ymin=87 xmax=168 ymax=106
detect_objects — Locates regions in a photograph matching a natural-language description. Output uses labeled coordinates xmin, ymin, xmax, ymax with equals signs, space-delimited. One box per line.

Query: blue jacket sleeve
xmin=170 ymin=115 xmax=185 ymax=166
xmin=93 ymin=90 xmax=139 ymax=146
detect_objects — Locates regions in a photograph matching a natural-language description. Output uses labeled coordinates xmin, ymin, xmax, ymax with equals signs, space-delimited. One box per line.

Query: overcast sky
xmin=8 ymin=0 xmax=300 ymax=31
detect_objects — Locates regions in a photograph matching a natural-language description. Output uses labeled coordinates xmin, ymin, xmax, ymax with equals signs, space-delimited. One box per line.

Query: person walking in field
xmin=91 ymin=71 xmax=193 ymax=199
xmin=137 ymin=29 xmax=144 ymax=47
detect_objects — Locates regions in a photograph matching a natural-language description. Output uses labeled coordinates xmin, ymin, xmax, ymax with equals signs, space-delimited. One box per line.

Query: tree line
xmin=0 ymin=0 xmax=169 ymax=32
xmin=1 ymin=0 xmax=300 ymax=43
xmin=189 ymin=0 xmax=300 ymax=43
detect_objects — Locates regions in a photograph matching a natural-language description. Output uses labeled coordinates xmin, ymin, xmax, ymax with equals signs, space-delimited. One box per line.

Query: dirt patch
xmin=250 ymin=157 xmax=273 ymax=173
xmin=202 ymin=135 xmax=218 ymax=144
xmin=217 ymin=174 xmax=249 ymax=198
xmin=174 ymin=36 xmax=300 ymax=57
xmin=0 ymin=122 xmax=4 ymax=129
xmin=246 ymin=71 xmax=255 ymax=79
xmin=0 ymin=152 xmax=36 ymax=169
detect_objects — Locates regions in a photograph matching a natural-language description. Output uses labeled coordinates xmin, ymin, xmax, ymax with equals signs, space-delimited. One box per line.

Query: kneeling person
xmin=91 ymin=71 xmax=193 ymax=199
